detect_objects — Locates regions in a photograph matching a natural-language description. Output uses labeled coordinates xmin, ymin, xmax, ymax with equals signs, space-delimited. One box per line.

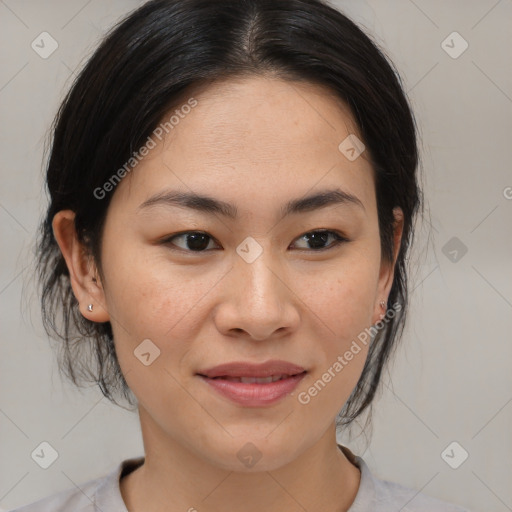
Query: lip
xmin=197 ymin=360 xmax=306 ymax=378
xmin=196 ymin=360 xmax=307 ymax=407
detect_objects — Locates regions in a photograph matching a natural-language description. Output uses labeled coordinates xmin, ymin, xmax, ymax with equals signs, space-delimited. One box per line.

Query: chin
xmin=198 ymin=434 xmax=303 ymax=473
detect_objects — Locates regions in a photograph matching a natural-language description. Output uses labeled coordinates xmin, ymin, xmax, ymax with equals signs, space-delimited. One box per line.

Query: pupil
xmin=306 ymin=232 xmax=328 ymax=249
xmin=187 ymin=233 xmax=209 ymax=251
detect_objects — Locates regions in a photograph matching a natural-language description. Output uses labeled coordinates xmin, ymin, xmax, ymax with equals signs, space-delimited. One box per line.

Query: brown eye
xmin=163 ymin=231 xmax=219 ymax=252
xmin=291 ymin=230 xmax=348 ymax=251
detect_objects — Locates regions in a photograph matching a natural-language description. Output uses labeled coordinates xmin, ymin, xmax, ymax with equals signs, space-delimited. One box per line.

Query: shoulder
xmin=7 ymin=457 xmax=144 ymax=512
xmin=338 ymin=445 xmax=471 ymax=512
xmin=7 ymin=476 xmax=103 ymax=512
xmin=371 ymin=471 xmax=471 ymax=512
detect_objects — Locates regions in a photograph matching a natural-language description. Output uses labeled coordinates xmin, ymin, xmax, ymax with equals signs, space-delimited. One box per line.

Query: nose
xmin=213 ymin=246 xmax=300 ymax=341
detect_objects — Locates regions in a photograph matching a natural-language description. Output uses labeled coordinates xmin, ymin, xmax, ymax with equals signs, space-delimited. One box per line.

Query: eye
xmin=161 ymin=229 xmax=348 ymax=254
xmin=290 ymin=229 xmax=348 ymax=251
xmin=162 ymin=231 xmax=220 ymax=252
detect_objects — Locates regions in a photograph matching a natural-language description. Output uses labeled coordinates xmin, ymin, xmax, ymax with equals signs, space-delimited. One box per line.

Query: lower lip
xmin=198 ymin=373 xmax=306 ymax=407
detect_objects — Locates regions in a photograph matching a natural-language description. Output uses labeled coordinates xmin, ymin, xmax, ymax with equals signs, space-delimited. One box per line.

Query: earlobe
xmin=52 ymin=210 xmax=110 ymax=323
xmin=379 ymin=300 xmax=387 ymax=320
xmin=79 ymin=297 xmax=110 ymax=322
xmin=373 ymin=207 xmax=404 ymax=324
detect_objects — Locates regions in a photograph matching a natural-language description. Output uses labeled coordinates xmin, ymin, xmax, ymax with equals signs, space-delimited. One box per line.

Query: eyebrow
xmin=137 ymin=188 xmax=365 ymax=219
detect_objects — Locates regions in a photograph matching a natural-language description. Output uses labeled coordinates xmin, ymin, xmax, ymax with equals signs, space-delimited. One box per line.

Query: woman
xmin=12 ymin=0 xmax=470 ymax=510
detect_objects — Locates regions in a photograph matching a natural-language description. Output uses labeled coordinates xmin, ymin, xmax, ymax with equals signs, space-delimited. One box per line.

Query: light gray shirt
xmin=9 ymin=445 xmax=471 ymax=511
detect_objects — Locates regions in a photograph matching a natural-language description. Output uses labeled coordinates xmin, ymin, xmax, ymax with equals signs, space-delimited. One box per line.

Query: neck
xmin=120 ymin=409 xmax=361 ymax=512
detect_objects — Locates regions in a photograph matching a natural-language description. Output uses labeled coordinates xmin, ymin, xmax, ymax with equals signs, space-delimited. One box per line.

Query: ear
xmin=373 ymin=206 xmax=404 ymax=324
xmin=52 ymin=210 xmax=110 ymax=322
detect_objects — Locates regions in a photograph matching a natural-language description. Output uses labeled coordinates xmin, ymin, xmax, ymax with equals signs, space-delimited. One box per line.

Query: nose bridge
xmin=234 ymin=238 xmax=283 ymax=306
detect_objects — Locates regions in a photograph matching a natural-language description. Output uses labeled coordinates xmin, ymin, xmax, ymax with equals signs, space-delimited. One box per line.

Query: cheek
xmin=296 ymin=254 xmax=379 ymax=341
xmin=293 ymin=274 xmax=373 ymax=419
xmin=290 ymin=253 xmax=377 ymax=408
xmin=104 ymin=264 xmax=211 ymax=414
xmin=100 ymin=242 xmax=219 ymax=381
xmin=102 ymin=238 xmax=212 ymax=332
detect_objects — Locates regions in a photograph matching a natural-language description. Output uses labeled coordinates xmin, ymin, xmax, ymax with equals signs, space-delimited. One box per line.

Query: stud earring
xmin=87 ymin=304 xmax=94 ymax=312
xmin=378 ymin=300 xmax=386 ymax=320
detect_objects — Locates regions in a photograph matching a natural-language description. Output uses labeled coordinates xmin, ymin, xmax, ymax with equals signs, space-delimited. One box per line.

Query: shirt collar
xmin=94 ymin=444 xmax=373 ymax=511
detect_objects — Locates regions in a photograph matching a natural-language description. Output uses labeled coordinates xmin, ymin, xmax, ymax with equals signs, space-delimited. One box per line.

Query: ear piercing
xmin=379 ymin=300 xmax=386 ymax=320
xmin=88 ymin=277 xmax=98 ymax=312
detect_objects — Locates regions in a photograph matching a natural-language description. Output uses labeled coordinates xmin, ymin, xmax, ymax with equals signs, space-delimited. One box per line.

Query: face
xmin=62 ymin=76 xmax=402 ymax=471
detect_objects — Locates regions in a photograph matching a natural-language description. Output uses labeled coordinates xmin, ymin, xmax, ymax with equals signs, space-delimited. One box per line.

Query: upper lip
xmin=197 ymin=360 xmax=306 ymax=378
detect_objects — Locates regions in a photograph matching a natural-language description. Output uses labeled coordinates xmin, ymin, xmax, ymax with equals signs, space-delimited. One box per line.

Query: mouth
xmin=204 ymin=374 xmax=303 ymax=383
xmin=197 ymin=360 xmax=306 ymax=379
xmin=196 ymin=360 xmax=307 ymax=406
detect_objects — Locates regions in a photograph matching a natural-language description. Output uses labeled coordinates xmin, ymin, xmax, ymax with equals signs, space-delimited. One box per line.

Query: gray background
xmin=1 ymin=1 xmax=511 ymax=511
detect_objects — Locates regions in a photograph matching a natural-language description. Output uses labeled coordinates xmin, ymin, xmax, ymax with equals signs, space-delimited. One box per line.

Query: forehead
xmin=169 ymin=76 xmax=364 ymax=159
xmin=110 ymin=76 xmax=376 ymax=214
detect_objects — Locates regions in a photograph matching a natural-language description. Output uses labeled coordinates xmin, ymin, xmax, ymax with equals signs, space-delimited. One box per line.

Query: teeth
xmin=217 ymin=374 xmax=289 ymax=383
xmin=240 ymin=376 xmax=273 ymax=384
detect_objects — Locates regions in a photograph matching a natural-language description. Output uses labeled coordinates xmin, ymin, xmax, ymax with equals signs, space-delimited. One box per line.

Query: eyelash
xmin=160 ymin=229 xmax=349 ymax=254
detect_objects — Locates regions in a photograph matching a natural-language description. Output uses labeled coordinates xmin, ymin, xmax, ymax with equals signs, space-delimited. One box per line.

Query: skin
xmin=53 ymin=76 xmax=403 ymax=512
